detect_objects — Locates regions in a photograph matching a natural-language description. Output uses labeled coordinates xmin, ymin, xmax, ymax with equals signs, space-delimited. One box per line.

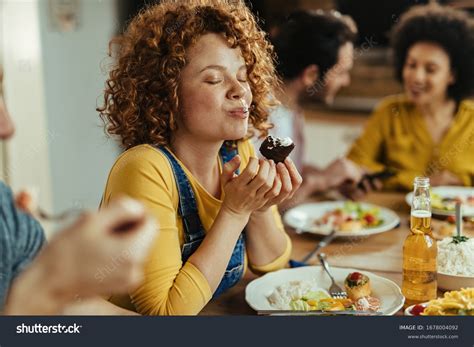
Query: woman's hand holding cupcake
xmin=221 ymin=156 xmax=302 ymax=217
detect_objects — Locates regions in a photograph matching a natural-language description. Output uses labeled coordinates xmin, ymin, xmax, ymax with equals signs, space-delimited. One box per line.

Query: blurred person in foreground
xmin=258 ymin=10 xmax=364 ymax=210
xmin=346 ymin=4 xmax=474 ymax=197
xmin=0 ymin=65 xmax=157 ymax=315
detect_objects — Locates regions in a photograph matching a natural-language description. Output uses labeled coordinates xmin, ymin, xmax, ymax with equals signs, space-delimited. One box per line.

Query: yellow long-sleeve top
xmin=347 ymin=95 xmax=474 ymax=191
xmin=101 ymin=139 xmax=291 ymax=315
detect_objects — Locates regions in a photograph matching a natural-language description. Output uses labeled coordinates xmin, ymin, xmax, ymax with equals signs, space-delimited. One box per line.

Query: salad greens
xmin=451 ymin=235 xmax=469 ymax=244
xmin=341 ymin=201 xmax=384 ymax=227
xmin=289 ymin=291 xmax=329 ymax=311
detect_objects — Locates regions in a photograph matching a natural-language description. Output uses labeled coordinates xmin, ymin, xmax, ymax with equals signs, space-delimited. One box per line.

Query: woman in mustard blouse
xmin=347 ymin=4 xmax=474 ymax=191
xmin=97 ymin=0 xmax=301 ymax=315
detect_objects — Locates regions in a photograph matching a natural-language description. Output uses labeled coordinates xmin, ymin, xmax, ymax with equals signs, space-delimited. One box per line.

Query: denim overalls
xmin=158 ymin=141 xmax=245 ymax=298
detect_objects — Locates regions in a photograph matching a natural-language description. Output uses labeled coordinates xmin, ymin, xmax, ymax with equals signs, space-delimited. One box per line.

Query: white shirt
xmin=253 ymin=105 xmax=305 ymax=172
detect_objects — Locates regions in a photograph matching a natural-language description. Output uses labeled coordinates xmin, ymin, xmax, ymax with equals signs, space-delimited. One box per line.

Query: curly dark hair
xmin=97 ymin=0 xmax=279 ymax=149
xmin=391 ymin=4 xmax=474 ymax=102
xmin=272 ymin=9 xmax=357 ymax=81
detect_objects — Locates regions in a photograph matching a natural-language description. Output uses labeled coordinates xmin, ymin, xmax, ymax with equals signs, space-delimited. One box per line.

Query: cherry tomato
xmin=410 ymin=304 xmax=425 ymax=316
xmin=364 ymin=214 xmax=375 ymax=224
xmin=349 ymin=272 xmax=363 ymax=281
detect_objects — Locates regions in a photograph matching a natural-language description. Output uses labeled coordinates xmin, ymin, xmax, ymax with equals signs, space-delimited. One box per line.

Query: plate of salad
xmin=283 ymin=201 xmax=400 ymax=237
xmin=405 ymin=186 xmax=474 ymax=217
xmin=245 ymin=266 xmax=404 ymax=315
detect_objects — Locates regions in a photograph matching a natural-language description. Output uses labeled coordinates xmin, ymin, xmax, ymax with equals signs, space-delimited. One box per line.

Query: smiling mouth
xmin=408 ymin=85 xmax=427 ymax=94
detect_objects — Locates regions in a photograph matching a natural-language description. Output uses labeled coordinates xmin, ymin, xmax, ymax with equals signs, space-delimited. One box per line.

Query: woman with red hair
xmin=99 ymin=0 xmax=301 ymax=315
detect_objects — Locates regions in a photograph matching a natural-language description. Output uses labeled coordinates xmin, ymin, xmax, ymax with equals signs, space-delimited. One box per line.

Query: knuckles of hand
xmin=281 ymin=185 xmax=292 ymax=194
xmin=295 ymin=175 xmax=303 ymax=185
xmin=253 ymin=175 xmax=266 ymax=185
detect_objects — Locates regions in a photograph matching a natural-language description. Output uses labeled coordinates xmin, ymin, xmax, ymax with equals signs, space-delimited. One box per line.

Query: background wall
xmin=38 ymin=0 xmax=120 ymax=212
xmin=1 ymin=0 xmax=53 ymax=219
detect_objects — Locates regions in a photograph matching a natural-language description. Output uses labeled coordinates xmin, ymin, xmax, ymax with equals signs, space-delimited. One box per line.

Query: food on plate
xmin=433 ymin=215 xmax=474 ymax=239
xmin=431 ymin=192 xmax=474 ymax=212
xmin=15 ymin=187 xmax=39 ymax=215
xmin=267 ymin=273 xmax=380 ymax=312
xmin=313 ymin=201 xmax=383 ymax=233
xmin=310 ymin=297 xmax=354 ymax=311
xmin=339 ymin=220 xmax=363 ymax=232
xmin=266 ymin=280 xmax=330 ymax=310
xmin=422 ymin=288 xmax=474 ymax=316
xmin=409 ymin=304 xmax=426 ymax=316
xmin=354 ymin=296 xmax=381 ymax=312
xmin=259 ymin=135 xmax=295 ymax=163
xmin=438 ymin=236 xmax=474 ymax=276
xmin=438 ymin=223 xmax=456 ymax=237
xmin=344 ymin=272 xmax=371 ymax=301
xmin=438 ymin=215 xmax=456 ymax=237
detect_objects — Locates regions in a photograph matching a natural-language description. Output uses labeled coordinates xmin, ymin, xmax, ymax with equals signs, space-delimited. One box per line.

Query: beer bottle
xmin=402 ymin=177 xmax=437 ymax=307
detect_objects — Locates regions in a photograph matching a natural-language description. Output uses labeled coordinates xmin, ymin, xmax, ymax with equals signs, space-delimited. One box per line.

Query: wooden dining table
xmin=200 ymin=191 xmax=417 ymax=315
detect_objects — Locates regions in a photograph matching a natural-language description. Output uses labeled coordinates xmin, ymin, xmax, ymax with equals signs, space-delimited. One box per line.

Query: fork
xmin=318 ymin=253 xmax=348 ymax=299
xmin=289 ymin=230 xmax=337 ymax=268
xmin=37 ymin=207 xmax=84 ymax=222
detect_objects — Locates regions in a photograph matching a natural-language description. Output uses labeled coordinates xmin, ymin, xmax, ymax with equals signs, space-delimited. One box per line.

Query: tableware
xmin=37 ymin=207 xmax=83 ymax=222
xmin=318 ymin=253 xmax=347 ymax=299
xmin=289 ymin=230 xmax=336 ymax=267
xmin=437 ymin=272 xmax=474 ymax=291
xmin=283 ymin=201 xmax=400 ymax=237
xmin=455 ymin=202 xmax=462 ymax=237
xmin=245 ymin=266 xmax=405 ymax=315
xmin=405 ymin=186 xmax=474 ymax=217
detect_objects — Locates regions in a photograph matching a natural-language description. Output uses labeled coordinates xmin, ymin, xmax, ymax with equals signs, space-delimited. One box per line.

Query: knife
xmin=289 ymin=229 xmax=337 ymax=268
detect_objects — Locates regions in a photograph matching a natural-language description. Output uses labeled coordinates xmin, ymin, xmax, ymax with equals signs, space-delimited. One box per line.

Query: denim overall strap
xmin=157 ymin=147 xmax=205 ymax=244
xmin=219 ymin=140 xmax=240 ymax=174
xmin=213 ymin=140 xmax=246 ymax=297
xmin=157 ymin=144 xmax=245 ymax=298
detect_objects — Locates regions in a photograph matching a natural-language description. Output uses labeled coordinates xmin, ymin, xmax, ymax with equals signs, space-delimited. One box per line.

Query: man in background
xmin=259 ymin=10 xmax=364 ymax=210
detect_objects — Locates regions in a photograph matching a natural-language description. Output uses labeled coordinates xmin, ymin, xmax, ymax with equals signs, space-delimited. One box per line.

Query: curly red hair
xmin=98 ymin=0 xmax=280 ymax=149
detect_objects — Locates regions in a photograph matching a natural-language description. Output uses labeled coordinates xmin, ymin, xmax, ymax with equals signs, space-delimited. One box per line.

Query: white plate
xmin=405 ymin=186 xmax=474 ymax=217
xmin=283 ymin=201 xmax=400 ymax=237
xmin=245 ymin=266 xmax=405 ymax=316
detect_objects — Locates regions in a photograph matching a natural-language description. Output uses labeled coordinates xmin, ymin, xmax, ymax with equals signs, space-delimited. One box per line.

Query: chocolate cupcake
xmin=259 ymin=135 xmax=295 ymax=163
